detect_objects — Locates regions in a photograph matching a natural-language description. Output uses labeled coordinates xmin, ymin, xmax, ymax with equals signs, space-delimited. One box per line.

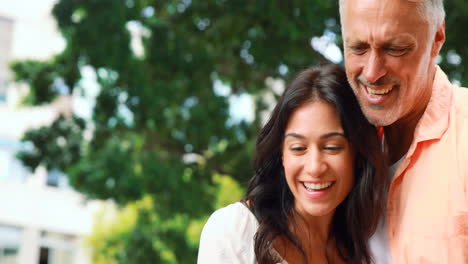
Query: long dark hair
xmin=243 ymin=64 xmax=387 ymax=264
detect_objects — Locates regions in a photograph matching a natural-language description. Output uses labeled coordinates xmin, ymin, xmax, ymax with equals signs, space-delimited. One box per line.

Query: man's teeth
xmin=367 ymin=86 xmax=392 ymax=95
xmin=303 ymin=182 xmax=333 ymax=191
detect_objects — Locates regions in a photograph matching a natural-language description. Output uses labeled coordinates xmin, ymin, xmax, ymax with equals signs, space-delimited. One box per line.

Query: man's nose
xmin=363 ymin=50 xmax=387 ymax=84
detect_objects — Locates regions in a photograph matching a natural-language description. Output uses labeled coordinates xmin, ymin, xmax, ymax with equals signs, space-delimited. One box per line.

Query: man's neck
xmin=384 ymin=123 xmax=416 ymax=164
xmin=384 ymin=67 xmax=436 ymax=164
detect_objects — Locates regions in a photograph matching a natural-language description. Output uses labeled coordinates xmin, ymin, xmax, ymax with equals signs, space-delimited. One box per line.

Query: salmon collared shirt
xmin=387 ymin=66 xmax=468 ymax=263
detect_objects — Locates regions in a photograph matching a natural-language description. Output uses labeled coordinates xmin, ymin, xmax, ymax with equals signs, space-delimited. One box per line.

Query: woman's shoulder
xmin=201 ymin=202 xmax=258 ymax=238
xmin=198 ymin=202 xmax=259 ymax=263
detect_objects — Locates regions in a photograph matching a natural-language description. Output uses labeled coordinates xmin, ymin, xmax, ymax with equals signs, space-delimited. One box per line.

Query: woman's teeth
xmin=303 ymin=182 xmax=333 ymax=191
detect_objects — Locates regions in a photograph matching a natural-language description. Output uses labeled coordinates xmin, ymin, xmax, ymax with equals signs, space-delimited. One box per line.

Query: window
xmin=0 ymin=149 xmax=10 ymax=181
xmin=0 ymin=225 xmax=22 ymax=264
xmin=39 ymin=247 xmax=49 ymax=264
xmin=46 ymin=170 xmax=60 ymax=187
xmin=39 ymin=247 xmax=73 ymax=264
xmin=46 ymin=170 xmax=69 ymax=188
xmin=0 ymin=247 xmax=18 ymax=264
xmin=38 ymin=231 xmax=75 ymax=264
xmin=0 ymin=139 xmax=28 ymax=183
xmin=0 ymin=81 xmax=6 ymax=102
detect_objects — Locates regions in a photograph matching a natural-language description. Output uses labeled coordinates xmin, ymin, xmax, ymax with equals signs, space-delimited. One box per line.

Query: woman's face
xmin=282 ymin=100 xmax=355 ymax=219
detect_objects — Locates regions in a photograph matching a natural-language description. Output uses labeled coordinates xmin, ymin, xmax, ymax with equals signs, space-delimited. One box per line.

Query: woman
xmin=198 ymin=64 xmax=387 ymax=264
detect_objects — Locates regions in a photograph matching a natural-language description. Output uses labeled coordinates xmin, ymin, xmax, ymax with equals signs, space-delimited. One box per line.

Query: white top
xmin=368 ymin=156 xmax=403 ymax=264
xmin=197 ymin=202 xmax=286 ymax=264
xmin=368 ymin=215 xmax=392 ymax=264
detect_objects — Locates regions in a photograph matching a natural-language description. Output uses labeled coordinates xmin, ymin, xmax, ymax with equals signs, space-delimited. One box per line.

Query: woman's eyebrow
xmin=320 ymin=132 xmax=345 ymax=139
xmin=284 ymin=132 xmax=345 ymax=139
xmin=284 ymin=132 xmax=305 ymax=139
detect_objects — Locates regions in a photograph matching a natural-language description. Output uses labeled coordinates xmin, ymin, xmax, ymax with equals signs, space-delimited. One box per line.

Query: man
xmin=339 ymin=0 xmax=468 ymax=263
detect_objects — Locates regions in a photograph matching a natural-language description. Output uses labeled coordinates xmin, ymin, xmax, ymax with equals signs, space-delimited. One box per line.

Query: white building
xmin=0 ymin=15 xmax=95 ymax=264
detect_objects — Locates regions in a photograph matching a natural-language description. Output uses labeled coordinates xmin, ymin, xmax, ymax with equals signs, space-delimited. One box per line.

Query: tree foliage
xmin=11 ymin=0 xmax=467 ymax=262
xmin=16 ymin=114 xmax=85 ymax=171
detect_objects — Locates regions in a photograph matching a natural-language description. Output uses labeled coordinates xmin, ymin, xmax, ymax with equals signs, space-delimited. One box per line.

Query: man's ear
xmin=431 ymin=20 xmax=446 ymax=59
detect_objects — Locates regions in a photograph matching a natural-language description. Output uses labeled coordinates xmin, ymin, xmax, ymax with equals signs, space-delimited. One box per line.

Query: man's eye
xmin=386 ymin=47 xmax=408 ymax=56
xmin=350 ymin=46 xmax=368 ymax=55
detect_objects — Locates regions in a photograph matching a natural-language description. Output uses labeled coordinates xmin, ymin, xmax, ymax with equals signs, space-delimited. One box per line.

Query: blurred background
xmin=0 ymin=1 xmax=466 ymax=263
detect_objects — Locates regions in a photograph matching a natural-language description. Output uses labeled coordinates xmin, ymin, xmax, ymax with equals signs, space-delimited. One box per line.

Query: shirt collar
xmin=412 ymin=65 xmax=452 ymax=144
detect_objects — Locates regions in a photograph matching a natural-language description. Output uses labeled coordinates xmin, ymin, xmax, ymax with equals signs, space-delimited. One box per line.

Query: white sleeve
xmin=197 ymin=203 xmax=258 ymax=264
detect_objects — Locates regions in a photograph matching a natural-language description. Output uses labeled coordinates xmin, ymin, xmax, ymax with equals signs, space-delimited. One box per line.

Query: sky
xmin=0 ymin=0 xmax=64 ymax=60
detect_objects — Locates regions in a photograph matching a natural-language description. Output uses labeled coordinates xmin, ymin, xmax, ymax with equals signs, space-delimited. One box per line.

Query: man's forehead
xmin=342 ymin=0 xmax=423 ymax=22
xmin=342 ymin=0 xmax=423 ymax=3
xmin=345 ymin=34 xmax=417 ymax=45
xmin=341 ymin=0 xmax=426 ymax=44
xmin=342 ymin=0 xmax=422 ymax=9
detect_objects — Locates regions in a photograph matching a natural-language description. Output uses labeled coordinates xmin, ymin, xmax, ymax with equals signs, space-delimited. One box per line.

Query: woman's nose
xmin=304 ymin=150 xmax=327 ymax=177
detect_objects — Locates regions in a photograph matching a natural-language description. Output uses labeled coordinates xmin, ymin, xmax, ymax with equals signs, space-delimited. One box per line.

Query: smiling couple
xmin=198 ymin=1 xmax=468 ymax=263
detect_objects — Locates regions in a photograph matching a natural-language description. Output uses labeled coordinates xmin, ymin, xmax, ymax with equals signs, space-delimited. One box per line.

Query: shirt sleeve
xmin=197 ymin=203 xmax=257 ymax=264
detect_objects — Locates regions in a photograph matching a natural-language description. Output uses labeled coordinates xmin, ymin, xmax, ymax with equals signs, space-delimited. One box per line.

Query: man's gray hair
xmin=339 ymin=0 xmax=445 ymax=33
xmin=420 ymin=0 xmax=445 ymax=32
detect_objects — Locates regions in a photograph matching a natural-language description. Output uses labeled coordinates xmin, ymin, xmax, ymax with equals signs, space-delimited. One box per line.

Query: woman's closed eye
xmin=322 ymin=141 xmax=347 ymax=153
xmin=324 ymin=145 xmax=343 ymax=151
xmin=289 ymin=145 xmax=306 ymax=152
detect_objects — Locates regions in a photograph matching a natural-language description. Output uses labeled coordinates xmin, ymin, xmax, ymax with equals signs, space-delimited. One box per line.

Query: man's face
xmin=341 ymin=0 xmax=444 ymax=126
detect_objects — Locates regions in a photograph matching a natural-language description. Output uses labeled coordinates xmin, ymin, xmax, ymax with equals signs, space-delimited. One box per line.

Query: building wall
xmin=0 ymin=16 xmax=13 ymax=94
xmin=0 ymin=15 xmax=95 ymax=264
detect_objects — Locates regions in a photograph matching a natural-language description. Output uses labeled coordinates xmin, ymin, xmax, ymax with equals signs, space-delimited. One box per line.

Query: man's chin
xmin=363 ymin=111 xmax=397 ymax=127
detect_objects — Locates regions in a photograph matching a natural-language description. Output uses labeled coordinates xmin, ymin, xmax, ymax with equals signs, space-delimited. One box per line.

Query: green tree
xmin=11 ymin=0 xmax=467 ymax=262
